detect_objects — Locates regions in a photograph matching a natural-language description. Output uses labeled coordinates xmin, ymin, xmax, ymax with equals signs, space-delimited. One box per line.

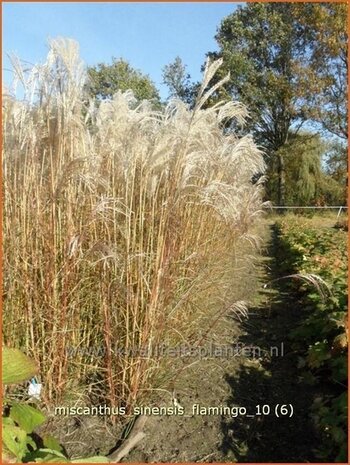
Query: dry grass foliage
xmin=3 ymin=38 xmax=266 ymax=409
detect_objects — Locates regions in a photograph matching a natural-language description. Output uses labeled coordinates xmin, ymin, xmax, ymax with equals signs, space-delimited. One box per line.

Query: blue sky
xmin=3 ymin=2 xmax=241 ymax=99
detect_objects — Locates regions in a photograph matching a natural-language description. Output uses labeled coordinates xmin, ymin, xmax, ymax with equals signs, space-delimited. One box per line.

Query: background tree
xmin=323 ymin=139 xmax=347 ymax=204
xmin=208 ymin=2 xmax=347 ymax=205
xmin=324 ymin=140 xmax=347 ymax=184
xmin=294 ymin=3 xmax=348 ymax=139
xmin=87 ymin=57 xmax=161 ymax=106
xmin=267 ymin=132 xmax=344 ymax=206
xmin=162 ymin=56 xmax=198 ymax=106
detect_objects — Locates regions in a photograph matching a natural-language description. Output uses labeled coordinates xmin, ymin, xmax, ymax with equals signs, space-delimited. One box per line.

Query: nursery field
xmin=2 ymin=38 xmax=348 ymax=464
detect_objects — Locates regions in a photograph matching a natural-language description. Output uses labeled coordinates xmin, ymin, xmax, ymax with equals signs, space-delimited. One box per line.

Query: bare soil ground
xmin=40 ymin=217 xmax=325 ymax=462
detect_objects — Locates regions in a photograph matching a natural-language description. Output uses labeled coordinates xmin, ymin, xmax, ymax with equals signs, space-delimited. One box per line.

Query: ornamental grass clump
xmin=3 ymin=38 xmax=266 ymax=409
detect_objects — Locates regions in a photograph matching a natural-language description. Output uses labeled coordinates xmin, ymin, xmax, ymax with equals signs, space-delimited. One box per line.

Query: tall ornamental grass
xmin=3 ymin=38 xmax=266 ymax=408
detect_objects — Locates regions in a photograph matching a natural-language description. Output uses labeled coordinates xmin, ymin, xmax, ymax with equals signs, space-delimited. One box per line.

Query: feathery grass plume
xmin=264 ymin=273 xmax=332 ymax=302
xmin=3 ymin=37 xmax=265 ymax=409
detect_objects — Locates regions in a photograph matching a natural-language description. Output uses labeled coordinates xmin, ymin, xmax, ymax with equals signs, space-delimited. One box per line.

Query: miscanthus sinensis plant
xmin=3 ymin=38 xmax=266 ymax=408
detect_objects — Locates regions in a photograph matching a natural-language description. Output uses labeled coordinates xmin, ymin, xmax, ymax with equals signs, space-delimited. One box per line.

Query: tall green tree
xmin=323 ymin=139 xmax=347 ymax=204
xmin=267 ymin=132 xmax=345 ymax=206
xmin=294 ymin=3 xmax=348 ymax=139
xmin=162 ymin=56 xmax=198 ymax=106
xmin=208 ymin=2 xmax=347 ymax=205
xmin=324 ymin=140 xmax=347 ymax=184
xmin=87 ymin=58 xmax=161 ymax=106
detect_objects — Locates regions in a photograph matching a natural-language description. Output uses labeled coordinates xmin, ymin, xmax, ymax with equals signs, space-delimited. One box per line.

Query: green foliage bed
xmin=276 ymin=218 xmax=347 ymax=462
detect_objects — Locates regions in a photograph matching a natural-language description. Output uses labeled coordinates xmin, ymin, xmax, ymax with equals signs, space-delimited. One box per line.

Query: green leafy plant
xmin=2 ymin=348 xmax=109 ymax=463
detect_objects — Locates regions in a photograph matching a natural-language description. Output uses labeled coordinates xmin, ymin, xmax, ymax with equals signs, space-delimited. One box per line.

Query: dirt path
xmin=123 ymin=219 xmax=319 ymax=462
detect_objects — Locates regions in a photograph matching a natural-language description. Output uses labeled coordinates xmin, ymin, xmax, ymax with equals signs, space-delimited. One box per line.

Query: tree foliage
xmin=323 ymin=139 xmax=347 ymax=204
xmin=162 ymin=56 xmax=198 ymax=105
xmin=267 ymin=133 xmax=346 ymax=206
xmin=87 ymin=58 xmax=161 ymax=105
xmin=208 ymin=2 xmax=347 ymax=205
xmin=294 ymin=3 xmax=348 ymax=139
xmin=208 ymin=3 xmax=313 ymax=204
xmin=209 ymin=3 xmax=310 ymax=148
xmin=324 ymin=140 xmax=348 ymax=185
